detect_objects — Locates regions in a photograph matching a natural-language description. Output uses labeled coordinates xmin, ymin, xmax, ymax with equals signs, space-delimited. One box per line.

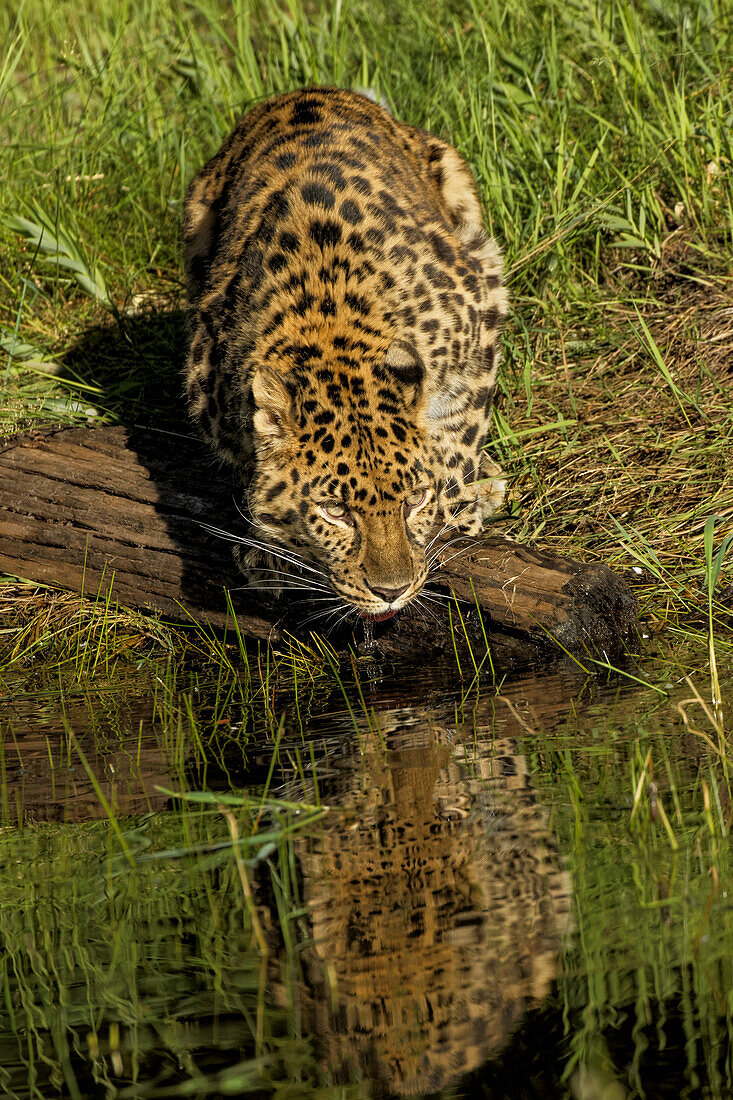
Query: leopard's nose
xmin=368 ymin=583 xmax=410 ymax=603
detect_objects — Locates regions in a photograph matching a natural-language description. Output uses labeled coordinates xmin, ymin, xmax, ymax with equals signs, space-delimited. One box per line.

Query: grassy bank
xmin=1 ymin=0 xmax=732 ymax=659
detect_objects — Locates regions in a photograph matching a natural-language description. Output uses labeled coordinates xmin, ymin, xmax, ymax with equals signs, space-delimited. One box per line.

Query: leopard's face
xmin=248 ymin=359 xmax=441 ymax=617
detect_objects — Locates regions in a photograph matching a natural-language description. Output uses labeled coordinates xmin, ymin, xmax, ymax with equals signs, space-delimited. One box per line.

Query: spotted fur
xmin=184 ymin=87 xmax=507 ymax=616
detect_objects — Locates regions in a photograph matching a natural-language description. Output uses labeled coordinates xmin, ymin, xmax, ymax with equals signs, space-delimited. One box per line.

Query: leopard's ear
xmin=251 ymin=367 xmax=297 ymax=443
xmin=384 ymin=339 xmax=425 ymax=409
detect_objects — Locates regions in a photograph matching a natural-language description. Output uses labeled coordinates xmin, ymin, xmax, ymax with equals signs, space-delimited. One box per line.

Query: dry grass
xmin=496 ymin=241 xmax=733 ymax=633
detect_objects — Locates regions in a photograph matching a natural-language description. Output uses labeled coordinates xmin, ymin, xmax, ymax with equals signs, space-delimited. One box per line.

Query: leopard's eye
xmin=320 ymin=500 xmax=353 ymax=524
xmin=405 ymin=488 xmax=428 ymax=511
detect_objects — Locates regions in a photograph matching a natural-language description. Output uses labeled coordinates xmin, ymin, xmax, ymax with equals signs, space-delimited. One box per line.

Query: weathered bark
xmin=0 ymin=424 xmax=637 ymax=661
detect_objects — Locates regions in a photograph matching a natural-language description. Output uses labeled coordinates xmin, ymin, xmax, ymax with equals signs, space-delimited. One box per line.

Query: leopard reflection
xmin=286 ymin=704 xmax=572 ymax=1095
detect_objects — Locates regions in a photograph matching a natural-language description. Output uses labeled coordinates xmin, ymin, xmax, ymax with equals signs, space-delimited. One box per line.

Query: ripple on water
xmin=0 ymin=655 xmax=731 ymax=1097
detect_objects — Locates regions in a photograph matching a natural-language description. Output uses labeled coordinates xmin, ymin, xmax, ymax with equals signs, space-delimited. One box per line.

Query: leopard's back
xmin=184 ymin=87 xmax=505 ymax=465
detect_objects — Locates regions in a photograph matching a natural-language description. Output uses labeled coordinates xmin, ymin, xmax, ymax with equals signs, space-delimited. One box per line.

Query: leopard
xmin=270 ymin=699 xmax=572 ymax=1095
xmin=183 ymin=86 xmax=508 ymax=620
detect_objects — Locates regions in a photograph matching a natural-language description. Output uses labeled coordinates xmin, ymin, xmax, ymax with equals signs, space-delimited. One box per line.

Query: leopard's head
xmin=248 ymin=341 xmax=440 ymax=618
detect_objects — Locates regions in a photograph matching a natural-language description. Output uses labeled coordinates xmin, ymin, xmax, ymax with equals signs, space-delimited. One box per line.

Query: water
xmin=361 ymin=616 xmax=376 ymax=653
xmin=0 ymin=653 xmax=731 ymax=1098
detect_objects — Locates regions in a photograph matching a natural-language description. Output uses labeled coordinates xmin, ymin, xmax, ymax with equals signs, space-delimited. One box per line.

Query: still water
xmin=0 ymin=652 xmax=731 ymax=1098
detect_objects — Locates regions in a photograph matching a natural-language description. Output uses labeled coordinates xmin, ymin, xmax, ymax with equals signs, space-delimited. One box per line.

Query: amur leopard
xmin=184 ymin=87 xmax=507 ymax=620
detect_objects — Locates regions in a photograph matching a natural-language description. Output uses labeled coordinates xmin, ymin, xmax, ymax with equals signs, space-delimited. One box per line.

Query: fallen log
xmin=0 ymin=424 xmax=637 ymax=662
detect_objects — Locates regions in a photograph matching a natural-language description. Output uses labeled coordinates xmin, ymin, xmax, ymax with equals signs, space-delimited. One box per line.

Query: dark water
xmin=0 ymin=653 xmax=731 ymax=1098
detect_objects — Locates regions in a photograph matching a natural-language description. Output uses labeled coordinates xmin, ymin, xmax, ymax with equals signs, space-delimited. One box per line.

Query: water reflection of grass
xmin=1 ymin=649 xmax=732 ymax=1094
xmin=0 ymin=803 xmax=321 ymax=1096
xmin=526 ymin=656 xmax=733 ymax=1097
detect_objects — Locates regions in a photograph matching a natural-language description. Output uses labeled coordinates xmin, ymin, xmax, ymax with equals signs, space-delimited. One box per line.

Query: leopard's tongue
xmin=359 ymin=610 xmax=398 ymax=622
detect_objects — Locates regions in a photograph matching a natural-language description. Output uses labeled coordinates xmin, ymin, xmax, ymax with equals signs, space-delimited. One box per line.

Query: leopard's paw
xmin=475 ymin=456 xmax=506 ymax=520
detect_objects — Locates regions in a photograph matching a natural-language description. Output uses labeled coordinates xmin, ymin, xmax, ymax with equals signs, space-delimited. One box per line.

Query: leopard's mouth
xmin=358 ymin=609 xmax=398 ymax=622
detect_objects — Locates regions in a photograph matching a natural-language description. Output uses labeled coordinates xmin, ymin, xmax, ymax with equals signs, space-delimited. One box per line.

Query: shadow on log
xmin=0 ymin=424 xmax=637 ymax=665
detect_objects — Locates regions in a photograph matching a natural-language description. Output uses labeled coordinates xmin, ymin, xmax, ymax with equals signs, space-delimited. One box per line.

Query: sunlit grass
xmin=1 ymin=0 xmax=731 ymax=652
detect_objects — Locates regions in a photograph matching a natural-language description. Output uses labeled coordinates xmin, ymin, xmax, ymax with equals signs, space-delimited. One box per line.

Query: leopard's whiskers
xmin=425 ymin=532 xmax=472 ymax=570
xmin=302 ymin=606 xmax=351 ymax=631
xmin=409 ymin=593 xmax=439 ymax=625
xmin=236 ymin=535 xmax=330 ymax=580
xmin=332 ymin=605 xmax=360 ymax=633
xmin=424 ymin=497 xmax=480 ymax=558
xmin=236 ymin=567 xmax=333 ymax=594
xmin=439 ymin=540 xmax=483 ymax=569
xmin=427 ymin=536 xmax=483 ymax=573
xmin=198 ymin=521 xmax=330 ymax=581
xmin=229 ymin=582 xmax=331 ymax=596
xmin=418 ymin=587 xmax=454 ymax=605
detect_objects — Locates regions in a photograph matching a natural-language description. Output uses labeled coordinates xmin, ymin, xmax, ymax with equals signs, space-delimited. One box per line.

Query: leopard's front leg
xmin=474 ymin=451 xmax=506 ymax=523
xmin=438 ymin=451 xmax=505 ymax=536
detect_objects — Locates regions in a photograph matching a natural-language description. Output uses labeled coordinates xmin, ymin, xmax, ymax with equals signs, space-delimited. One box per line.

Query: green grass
xmin=0 ymin=797 xmax=328 ymax=1097
xmin=2 ymin=3 xmax=733 ymax=1094
xmin=1 ymin=0 xmax=732 ymax=644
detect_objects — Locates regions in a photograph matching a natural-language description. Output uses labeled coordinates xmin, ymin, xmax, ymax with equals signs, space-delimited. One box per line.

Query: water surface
xmin=1 ymin=652 xmax=731 ymax=1098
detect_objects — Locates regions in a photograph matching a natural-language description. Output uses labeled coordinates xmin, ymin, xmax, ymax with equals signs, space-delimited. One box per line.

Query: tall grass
xmin=1 ymin=0 xmax=731 ymax=640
